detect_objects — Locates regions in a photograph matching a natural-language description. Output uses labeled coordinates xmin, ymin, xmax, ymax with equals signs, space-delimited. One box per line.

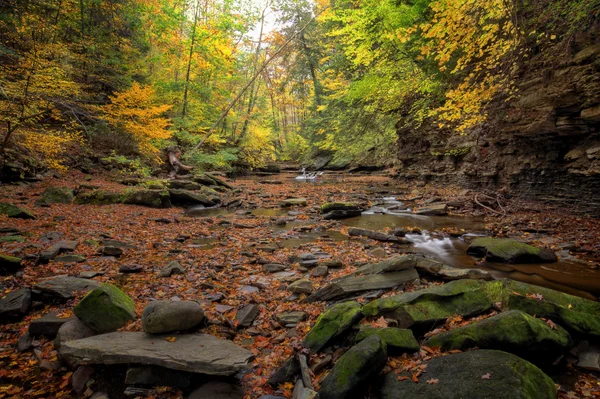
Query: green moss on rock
xmin=123 ymin=189 xmax=171 ymax=208
xmin=74 ymin=190 xmax=125 ymax=205
xmin=303 ymin=301 xmax=363 ymax=352
xmin=468 ymin=237 xmax=557 ymax=263
xmin=356 ymin=327 xmax=420 ymax=354
xmin=74 ymin=283 xmax=136 ymax=333
xmin=319 ymin=335 xmax=388 ymax=399
xmin=40 ymin=187 xmax=74 ymax=204
xmin=0 ymin=202 xmax=35 ymax=219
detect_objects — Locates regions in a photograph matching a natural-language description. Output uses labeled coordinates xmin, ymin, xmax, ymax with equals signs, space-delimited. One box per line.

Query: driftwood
xmin=167 ymin=147 xmax=193 ymax=177
xmin=474 ymin=193 xmax=507 ymax=216
xmin=297 ymin=353 xmax=314 ymax=390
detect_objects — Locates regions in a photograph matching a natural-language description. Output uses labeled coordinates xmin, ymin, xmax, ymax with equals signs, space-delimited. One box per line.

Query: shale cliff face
xmin=396 ymin=39 xmax=600 ymax=216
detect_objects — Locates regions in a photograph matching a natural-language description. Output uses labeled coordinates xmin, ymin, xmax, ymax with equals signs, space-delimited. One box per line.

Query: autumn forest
xmin=1 ymin=0 xmax=600 ymax=398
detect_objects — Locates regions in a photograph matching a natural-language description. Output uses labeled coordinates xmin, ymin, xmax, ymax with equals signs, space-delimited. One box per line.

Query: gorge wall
xmin=395 ymin=34 xmax=600 ymax=217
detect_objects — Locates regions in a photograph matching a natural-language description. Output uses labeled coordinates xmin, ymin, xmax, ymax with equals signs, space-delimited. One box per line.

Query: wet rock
xmin=467 ymin=237 xmax=557 ymax=263
xmin=379 ymin=350 xmax=557 ymax=399
xmin=29 ymin=312 xmax=73 ymax=337
xmin=235 ymin=304 xmax=260 ymax=328
xmin=310 ymin=265 xmax=328 ymax=277
xmin=0 ymin=202 xmax=35 ymax=219
xmin=0 ymin=288 xmax=31 ymax=320
xmin=102 ymin=246 xmax=123 ymax=256
xmin=303 ymin=301 xmax=363 ymax=352
xmin=60 ymin=332 xmax=254 ymax=375
xmin=288 ymin=279 xmax=312 ymax=294
xmin=276 ymin=311 xmax=307 ymax=326
xmin=425 ymin=310 xmax=572 ymax=362
xmin=16 ymin=331 xmax=32 ymax=352
xmin=415 ymin=256 xmax=493 ymax=281
xmin=362 ymin=280 xmax=492 ymax=332
xmin=119 ymin=264 xmax=143 ymax=273
xmin=55 ymin=254 xmax=86 ymax=263
xmin=188 ymin=382 xmax=244 ymax=399
xmin=415 ymin=203 xmax=447 ymax=216
xmin=54 ymin=318 xmax=95 ymax=349
xmin=125 ymin=366 xmax=191 ymax=388
xmin=39 ymin=187 xmax=75 ymax=205
xmin=39 ymin=240 xmax=78 ymax=263
xmin=355 ymin=327 xmax=420 ymax=354
xmin=74 ymin=283 xmax=136 ymax=333
xmin=348 ymin=227 xmax=407 ymax=243
xmin=320 ymin=202 xmax=361 ymax=213
xmin=142 ymin=300 xmax=204 ymax=334
xmin=262 ymin=264 xmax=286 ymax=273
xmin=33 ymin=276 xmax=100 ymax=302
xmin=158 ymin=261 xmax=185 ymax=277
xmin=280 ymin=198 xmax=307 ymax=207
xmin=319 ymin=335 xmax=387 ymax=399
xmin=0 ymin=254 xmax=23 ymax=274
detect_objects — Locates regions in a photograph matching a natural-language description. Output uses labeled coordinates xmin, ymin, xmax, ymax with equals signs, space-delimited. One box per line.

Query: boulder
xmin=379 ymin=350 xmax=557 ymax=399
xmin=54 ymin=318 xmax=95 ymax=349
xmin=124 ymin=189 xmax=171 ymax=208
xmin=415 ymin=256 xmax=493 ymax=281
xmin=55 ymin=254 xmax=86 ymax=263
xmin=102 ymin=246 xmax=123 ymax=256
xmin=74 ymin=190 xmax=124 ymax=205
xmin=467 ymin=237 xmax=557 ymax=263
xmin=347 ymin=228 xmax=407 ymax=243
xmin=158 ymin=261 xmax=185 ymax=277
xmin=0 ymin=288 xmax=31 ymax=320
xmin=310 ymin=265 xmax=328 ymax=277
xmin=33 ymin=276 xmax=100 ymax=302
xmin=415 ymin=203 xmax=447 ymax=216
xmin=142 ymin=300 xmax=204 ymax=334
xmin=188 ymin=382 xmax=244 ymax=399
xmin=362 ymin=279 xmax=492 ymax=332
xmin=29 ymin=312 xmax=73 ymax=337
xmin=355 ymin=327 xmax=420 ymax=354
xmin=125 ymin=366 xmax=191 ymax=389
xmin=303 ymin=301 xmax=363 ymax=352
xmin=169 ymin=189 xmax=216 ymax=206
xmin=323 ymin=210 xmax=362 ymax=220
xmin=288 ymin=279 xmax=312 ymax=294
xmin=320 ymin=202 xmax=361 ymax=213
xmin=74 ymin=283 xmax=136 ymax=333
xmin=319 ymin=335 xmax=387 ymax=399
xmin=0 ymin=254 xmax=22 ymax=274
xmin=0 ymin=202 xmax=35 ymax=219
xmin=60 ymin=332 xmax=254 ymax=376
xmin=425 ymin=310 xmax=572 ymax=362
xmin=279 ymin=198 xmax=307 ymax=207
xmin=192 ymin=173 xmax=218 ymax=186
xmin=235 ymin=304 xmax=259 ymax=328
xmin=39 ymin=187 xmax=74 ymax=204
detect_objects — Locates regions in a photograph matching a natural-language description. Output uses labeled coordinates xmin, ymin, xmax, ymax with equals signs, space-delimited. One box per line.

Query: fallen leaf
xmin=481 ymin=373 xmax=492 ymax=379
xmin=426 ymin=378 xmax=439 ymax=384
xmin=164 ymin=336 xmax=176 ymax=342
xmin=545 ymin=319 xmax=556 ymax=330
xmin=397 ymin=376 xmax=409 ymax=381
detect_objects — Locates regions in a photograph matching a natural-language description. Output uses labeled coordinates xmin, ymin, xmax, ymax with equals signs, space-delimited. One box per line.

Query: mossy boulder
xmin=424 ymin=310 xmax=572 ymax=363
xmin=192 ymin=174 xmax=217 ymax=186
xmin=319 ymin=335 xmax=387 ymax=399
xmin=380 ymin=350 xmax=557 ymax=399
xmin=468 ymin=237 xmax=557 ymax=263
xmin=303 ymin=301 xmax=363 ymax=352
xmin=363 ymin=280 xmax=492 ymax=333
xmin=0 ymin=254 xmax=22 ymax=274
xmin=124 ymin=189 xmax=171 ymax=208
xmin=279 ymin=198 xmax=307 ymax=207
xmin=39 ymin=187 xmax=74 ymax=204
xmin=168 ymin=189 xmax=217 ymax=206
xmin=74 ymin=284 xmax=136 ymax=333
xmin=74 ymin=190 xmax=125 ymax=205
xmin=0 ymin=235 xmax=25 ymax=243
xmin=0 ymin=202 xmax=35 ymax=219
xmin=355 ymin=327 xmax=420 ymax=354
xmin=485 ymin=279 xmax=600 ymax=338
xmin=320 ymin=202 xmax=361 ymax=214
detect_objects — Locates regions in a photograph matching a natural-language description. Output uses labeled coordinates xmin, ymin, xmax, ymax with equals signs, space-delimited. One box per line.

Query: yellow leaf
xmin=164 ymin=336 xmax=176 ymax=342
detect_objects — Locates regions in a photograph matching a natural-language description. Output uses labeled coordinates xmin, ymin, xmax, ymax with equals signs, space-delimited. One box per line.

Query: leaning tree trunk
xmin=167 ymin=147 xmax=193 ymax=178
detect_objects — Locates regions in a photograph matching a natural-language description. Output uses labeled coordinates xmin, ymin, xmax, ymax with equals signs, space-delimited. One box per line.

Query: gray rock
xmin=0 ymin=254 xmax=23 ymax=274
xmin=0 ymin=288 xmax=31 ymax=320
xmin=119 ymin=264 xmax=144 ymax=273
xmin=39 ymin=187 xmax=74 ymax=205
xmin=16 ymin=331 xmax=32 ymax=352
xmin=72 ymin=366 xmax=94 ymax=394
xmin=279 ymin=198 xmax=307 ymax=207
xmin=415 ymin=203 xmax=447 ymax=216
xmin=380 ymin=350 xmax=557 ymax=399
xmin=29 ymin=312 xmax=74 ymax=337
xmin=187 ymin=382 xmax=244 ymax=399
xmin=54 ymin=318 xmax=95 ymax=349
xmin=142 ymin=300 xmax=205 ymax=334
xmin=319 ymin=335 xmax=388 ymax=399
xmin=467 ymin=237 xmax=557 ymax=263
xmin=102 ymin=239 xmax=137 ymax=249
xmin=310 ymin=265 xmax=328 ymax=277
xmin=323 ymin=210 xmax=362 ymax=220
xmin=415 ymin=256 xmax=493 ymax=281
xmin=102 ymin=246 xmax=123 ymax=256
xmin=276 ymin=311 xmax=306 ymax=326
xmin=124 ymin=189 xmax=172 ymax=208
xmin=262 ymin=264 xmax=286 ymax=273
xmin=125 ymin=366 xmax=191 ymax=388
xmin=39 ymin=240 xmax=78 ymax=263
xmin=348 ymin=228 xmax=408 ymax=243
xmin=158 ymin=261 xmax=185 ymax=277
xmin=169 ymin=189 xmax=217 ymax=206
xmin=55 ymin=254 xmax=86 ymax=263
xmin=79 ymin=270 xmax=105 ymax=279
xmin=60 ymin=332 xmax=254 ymax=376
xmin=288 ymin=279 xmax=312 ymax=294
xmin=235 ymin=304 xmax=260 ymax=328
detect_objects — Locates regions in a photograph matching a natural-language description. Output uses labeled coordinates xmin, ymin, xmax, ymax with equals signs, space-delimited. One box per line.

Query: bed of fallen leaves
xmin=0 ymin=169 xmax=599 ymax=398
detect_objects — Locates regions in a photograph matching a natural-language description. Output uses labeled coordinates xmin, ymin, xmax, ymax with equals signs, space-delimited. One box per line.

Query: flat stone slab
xmin=33 ymin=276 xmax=100 ymax=301
xmin=60 ymin=332 xmax=253 ymax=376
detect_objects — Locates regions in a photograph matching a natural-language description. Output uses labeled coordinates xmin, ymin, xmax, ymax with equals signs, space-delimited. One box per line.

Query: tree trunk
xmin=182 ymin=0 xmax=200 ymax=118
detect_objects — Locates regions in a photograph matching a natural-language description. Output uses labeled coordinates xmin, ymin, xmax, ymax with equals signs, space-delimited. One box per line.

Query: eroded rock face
xmin=319 ymin=335 xmax=388 ymax=399
xmin=142 ymin=300 xmax=205 ymax=334
xmin=59 ymin=332 xmax=254 ymax=375
xmin=467 ymin=237 xmax=557 ymax=263
xmin=73 ymin=284 xmax=136 ymax=333
xmin=424 ymin=310 xmax=572 ymax=362
xmin=379 ymin=350 xmax=557 ymax=399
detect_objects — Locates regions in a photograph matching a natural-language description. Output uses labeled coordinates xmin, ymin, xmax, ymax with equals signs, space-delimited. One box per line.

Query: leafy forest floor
xmin=1 ymin=170 xmax=600 ymax=398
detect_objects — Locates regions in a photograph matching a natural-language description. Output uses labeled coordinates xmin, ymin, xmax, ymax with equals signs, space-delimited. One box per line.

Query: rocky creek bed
xmin=0 ymin=170 xmax=599 ymax=398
